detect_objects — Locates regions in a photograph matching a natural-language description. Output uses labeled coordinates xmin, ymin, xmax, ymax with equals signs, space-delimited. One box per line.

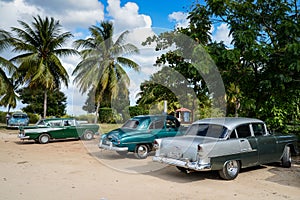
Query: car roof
xmin=193 ymin=117 xmax=264 ymax=130
xmin=43 ymin=118 xmax=75 ymax=121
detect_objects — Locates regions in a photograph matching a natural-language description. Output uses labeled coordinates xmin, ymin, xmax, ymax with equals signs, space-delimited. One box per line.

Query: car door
xmin=251 ymin=123 xmax=279 ymax=164
xmin=153 ymin=117 xmax=180 ymax=138
xmin=62 ymin=119 xmax=77 ymax=138
xmin=235 ymin=123 xmax=259 ymax=167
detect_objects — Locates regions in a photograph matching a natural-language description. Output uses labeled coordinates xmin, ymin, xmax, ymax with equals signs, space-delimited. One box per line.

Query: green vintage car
xmin=99 ymin=115 xmax=187 ymax=159
xmin=18 ymin=118 xmax=99 ymax=144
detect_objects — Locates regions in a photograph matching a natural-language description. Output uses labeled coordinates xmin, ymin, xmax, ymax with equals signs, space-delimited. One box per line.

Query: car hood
xmin=157 ymin=136 xmax=219 ymax=162
xmin=105 ymin=128 xmax=149 ymax=138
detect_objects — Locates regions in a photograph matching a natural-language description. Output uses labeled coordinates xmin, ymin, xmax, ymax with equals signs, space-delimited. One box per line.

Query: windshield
xmin=185 ymin=124 xmax=228 ymax=138
xmin=122 ymin=120 xmax=140 ymax=129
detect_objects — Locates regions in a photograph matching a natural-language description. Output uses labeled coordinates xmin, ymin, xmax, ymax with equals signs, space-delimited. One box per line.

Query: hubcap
xmin=41 ymin=136 xmax=48 ymax=143
xmin=138 ymin=145 xmax=147 ymax=157
xmin=227 ymin=160 xmax=238 ymax=177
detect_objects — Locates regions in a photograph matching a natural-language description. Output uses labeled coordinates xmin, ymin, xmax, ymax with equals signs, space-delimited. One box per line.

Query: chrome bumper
xmin=18 ymin=134 xmax=30 ymax=139
xmin=153 ymin=156 xmax=211 ymax=171
xmin=98 ymin=140 xmax=128 ymax=152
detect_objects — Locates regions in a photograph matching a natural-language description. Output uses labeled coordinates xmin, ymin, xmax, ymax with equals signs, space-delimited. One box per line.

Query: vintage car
xmin=99 ymin=115 xmax=186 ymax=159
xmin=153 ymin=117 xmax=298 ymax=180
xmin=7 ymin=112 xmax=29 ymax=128
xmin=18 ymin=118 xmax=99 ymax=144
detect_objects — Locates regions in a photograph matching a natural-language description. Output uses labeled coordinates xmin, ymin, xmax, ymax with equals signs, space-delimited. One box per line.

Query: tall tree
xmin=7 ymin=15 xmax=77 ymax=118
xmin=0 ymin=30 xmax=18 ymax=113
xmin=72 ymin=21 xmax=140 ymax=123
xmin=18 ymin=87 xmax=67 ymax=117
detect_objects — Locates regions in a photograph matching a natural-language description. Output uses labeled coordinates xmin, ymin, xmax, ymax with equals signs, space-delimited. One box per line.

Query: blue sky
xmin=0 ymin=0 xmax=231 ymax=115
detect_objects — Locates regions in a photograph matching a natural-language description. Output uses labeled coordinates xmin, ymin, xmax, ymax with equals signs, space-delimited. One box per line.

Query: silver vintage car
xmin=153 ymin=117 xmax=298 ymax=180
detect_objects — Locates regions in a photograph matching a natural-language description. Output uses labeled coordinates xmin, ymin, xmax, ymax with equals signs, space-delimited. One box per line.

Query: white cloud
xmin=168 ymin=11 xmax=189 ymax=29
xmin=212 ymin=23 xmax=233 ymax=47
xmin=0 ymin=0 xmax=104 ymax=32
xmin=107 ymin=0 xmax=152 ymax=34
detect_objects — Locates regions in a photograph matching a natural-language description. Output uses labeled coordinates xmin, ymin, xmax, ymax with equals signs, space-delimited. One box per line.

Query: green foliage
xmin=26 ymin=113 xmax=40 ymax=124
xmin=140 ymin=0 xmax=299 ymax=133
xmin=0 ymin=111 xmax=6 ymax=123
xmin=2 ymin=15 xmax=77 ymax=118
xmin=98 ymin=107 xmax=122 ymax=123
xmin=72 ymin=21 xmax=139 ymax=123
xmin=18 ymin=87 xmax=67 ymax=117
xmin=128 ymin=106 xmax=149 ymax=117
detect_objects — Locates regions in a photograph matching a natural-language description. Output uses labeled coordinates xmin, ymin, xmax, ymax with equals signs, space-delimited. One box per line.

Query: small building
xmin=176 ymin=108 xmax=191 ymax=123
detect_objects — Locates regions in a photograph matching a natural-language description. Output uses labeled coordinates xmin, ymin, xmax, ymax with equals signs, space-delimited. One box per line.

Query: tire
xmin=83 ymin=130 xmax=94 ymax=140
xmin=176 ymin=166 xmax=188 ymax=173
xmin=218 ymin=160 xmax=240 ymax=180
xmin=38 ymin=133 xmax=50 ymax=144
xmin=134 ymin=144 xmax=150 ymax=159
xmin=281 ymin=146 xmax=291 ymax=168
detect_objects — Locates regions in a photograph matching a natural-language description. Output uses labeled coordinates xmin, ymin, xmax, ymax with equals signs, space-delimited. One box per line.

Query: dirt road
xmin=0 ymin=129 xmax=299 ymax=200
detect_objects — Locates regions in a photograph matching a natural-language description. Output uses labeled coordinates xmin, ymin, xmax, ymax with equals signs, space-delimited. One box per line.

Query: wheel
xmin=83 ymin=130 xmax=94 ymax=140
xmin=38 ymin=133 xmax=50 ymax=144
xmin=134 ymin=144 xmax=150 ymax=159
xmin=116 ymin=151 xmax=128 ymax=156
xmin=218 ymin=160 xmax=240 ymax=180
xmin=176 ymin=166 xmax=188 ymax=173
xmin=281 ymin=146 xmax=291 ymax=168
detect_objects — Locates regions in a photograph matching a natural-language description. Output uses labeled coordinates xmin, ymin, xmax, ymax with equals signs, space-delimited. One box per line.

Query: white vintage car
xmin=153 ymin=117 xmax=298 ymax=180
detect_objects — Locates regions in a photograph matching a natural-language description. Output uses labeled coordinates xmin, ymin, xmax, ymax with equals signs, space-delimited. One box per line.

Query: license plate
xmin=167 ymin=152 xmax=182 ymax=159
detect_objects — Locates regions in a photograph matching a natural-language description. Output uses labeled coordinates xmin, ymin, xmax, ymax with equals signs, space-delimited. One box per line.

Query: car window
xmin=122 ymin=120 xmax=140 ymax=128
xmin=252 ymin=123 xmax=266 ymax=136
xmin=36 ymin=120 xmax=45 ymax=126
xmin=149 ymin=120 xmax=165 ymax=129
xmin=64 ymin=120 xmax=75 ymax=126
xmin=166 ymin=119 xmax=178 ymax=129
xmin=48 ymin=120 xmax=62 ymax=126
xmin=185 ymin=124 xmax=228 ymax=138
xmin=235 ymin=124 xmax=251 ymax=138
xmin=229 ymin=130 xmax=237 ymax=139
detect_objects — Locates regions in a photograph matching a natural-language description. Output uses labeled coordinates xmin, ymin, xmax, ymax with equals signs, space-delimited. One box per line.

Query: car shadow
xmin=15 ymin=138 xmax=80 ymax=145
xmin=265 ymin=156 xmax=300 ymax=188
xmin=145 ymin=164 xmax=269 ymax=183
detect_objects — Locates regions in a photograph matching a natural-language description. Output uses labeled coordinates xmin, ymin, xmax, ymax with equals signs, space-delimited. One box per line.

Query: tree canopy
xmin=140 ymin=0 xmax=300 ymax=132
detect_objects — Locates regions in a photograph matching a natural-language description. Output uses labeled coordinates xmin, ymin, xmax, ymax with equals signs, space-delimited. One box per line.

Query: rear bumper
xmin=153 ymin=156 xmax=211 ymax=171
xmin=98 ymin=140 xmax=128 ymax=152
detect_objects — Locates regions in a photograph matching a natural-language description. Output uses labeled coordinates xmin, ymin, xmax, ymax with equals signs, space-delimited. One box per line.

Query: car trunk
xmin=158 ymin=136 xmax=219 ymax=162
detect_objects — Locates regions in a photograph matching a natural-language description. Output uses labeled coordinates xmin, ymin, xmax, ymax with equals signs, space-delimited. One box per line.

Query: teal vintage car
xmin=99 ymin=115 xmax=186 ymax=159
xmin=7 ymin=112 xmax=29 ymax=128
xmin=153 ymin=117 xmax=299 ymax=180
xmin=18 ymin=118 xmax=99 ymax=144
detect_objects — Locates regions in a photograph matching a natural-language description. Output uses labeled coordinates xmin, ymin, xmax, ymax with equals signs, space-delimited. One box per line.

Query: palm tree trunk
xmin=43 ymin=90 xmax=47 ymax=118
xmin=94 ymin=100 xmax=100 ymax=124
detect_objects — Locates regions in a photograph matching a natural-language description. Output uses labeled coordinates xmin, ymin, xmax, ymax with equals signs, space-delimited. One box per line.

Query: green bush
xmin=27 ymin=113 xmax=40 ymax=124
xmin=0 ymin=111 xmax=6 ymax=123
xmin=98 ymin=108 xmax=121 ymax=123
xmin=128 ymin=106 xmax=149 ymax=117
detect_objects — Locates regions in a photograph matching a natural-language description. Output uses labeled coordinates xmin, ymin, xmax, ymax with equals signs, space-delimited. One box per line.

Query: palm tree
xmin=8 ymin=15 xmax=77 ymax=118
xmin=0 ymin=30 xmax=18 ymax=113
xmin=72 ymin=21 xmax=140 ymax=123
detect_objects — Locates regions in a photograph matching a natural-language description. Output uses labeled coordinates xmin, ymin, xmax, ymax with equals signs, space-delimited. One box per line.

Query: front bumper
xmin=98 ymin=140 xmax=128 ymax=152
xmin=153 ymin=156 xmax=211 ymax=171
xmin=18 ymin=134 xmax=30 ymax=140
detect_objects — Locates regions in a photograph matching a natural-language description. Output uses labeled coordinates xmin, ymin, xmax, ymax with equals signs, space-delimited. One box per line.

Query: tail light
xmin=153 ymin=140 xmax=159 ymax=150
xmin=197 ymin=144 xmax=203 ymax=152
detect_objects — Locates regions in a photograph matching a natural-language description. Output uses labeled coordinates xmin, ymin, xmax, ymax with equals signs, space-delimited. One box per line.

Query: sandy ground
xmin=0 ymin=129 xmax=299 ymax=200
